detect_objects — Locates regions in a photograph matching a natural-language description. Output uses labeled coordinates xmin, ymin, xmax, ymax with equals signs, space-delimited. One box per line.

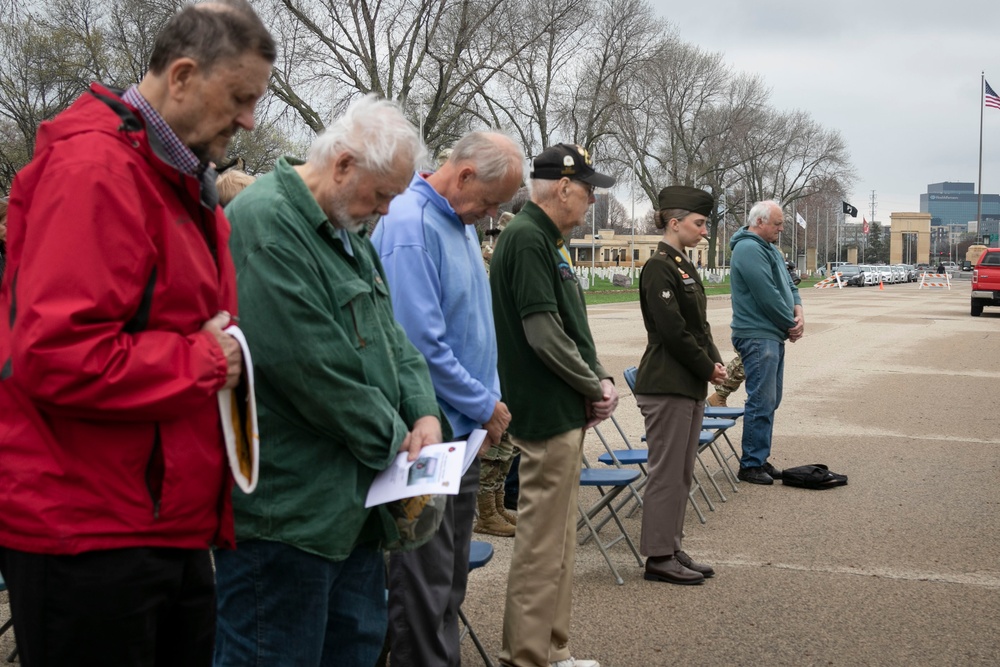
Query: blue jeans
xmin=213 ymin=540 xmax=386 ymax=667
xmin=732 ymin=337 xmax=784 ymax=468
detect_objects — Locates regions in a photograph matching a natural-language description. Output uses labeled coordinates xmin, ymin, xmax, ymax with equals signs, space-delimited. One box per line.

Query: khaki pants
xmin=499 ymin=428 xmax=585 ymax=667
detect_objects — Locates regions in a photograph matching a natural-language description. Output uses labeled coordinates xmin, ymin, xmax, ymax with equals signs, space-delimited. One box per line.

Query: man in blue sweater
xmin=729 ymin=200 xmax=805 ymax=485
xmin=372 ymin=131 xmax=524 ymax=667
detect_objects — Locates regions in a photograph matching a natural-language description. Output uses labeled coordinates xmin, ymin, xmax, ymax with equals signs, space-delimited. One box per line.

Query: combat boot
xmin=495 ymin=489 xmax=517 ymax=526
xmin=706 ymin=392 xmax=727 ymax=407
xmin=474 ymin=492 xmax=515 ymax=537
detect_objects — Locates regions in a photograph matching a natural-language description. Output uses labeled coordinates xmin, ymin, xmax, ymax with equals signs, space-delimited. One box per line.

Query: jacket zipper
xmin=145 ymin=423 xmax=164 ymax=519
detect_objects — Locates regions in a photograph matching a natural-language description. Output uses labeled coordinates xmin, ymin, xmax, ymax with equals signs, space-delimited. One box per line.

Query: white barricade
xmin=814 ymin=272 xmax=844 ymax=289
xmin=918 ymin=273 xmax=951 ymax=290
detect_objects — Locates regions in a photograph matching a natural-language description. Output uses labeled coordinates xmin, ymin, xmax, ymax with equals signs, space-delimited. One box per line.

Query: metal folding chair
xmin=592 ymin=415 xmax=647 ymax=516
xmin=576 ymin=458 xmax=643 ymax=585
xmin=459 ymin=541 xmax=496 ymax=667
xmin=0 ymin=572 xmax=18 ymax=663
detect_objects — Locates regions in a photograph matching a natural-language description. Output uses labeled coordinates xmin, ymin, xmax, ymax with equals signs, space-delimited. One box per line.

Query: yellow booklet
xmin=217 ymin=325 xmax=259 ymax=493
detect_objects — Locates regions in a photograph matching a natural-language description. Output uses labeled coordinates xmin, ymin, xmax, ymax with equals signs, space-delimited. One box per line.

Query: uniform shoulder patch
xmin=660 ymin=289 xmax=672 ymax=301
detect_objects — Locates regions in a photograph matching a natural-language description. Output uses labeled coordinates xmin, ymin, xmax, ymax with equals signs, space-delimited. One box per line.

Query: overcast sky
xmin=649 ymin=0 xmax=1000 ymax=224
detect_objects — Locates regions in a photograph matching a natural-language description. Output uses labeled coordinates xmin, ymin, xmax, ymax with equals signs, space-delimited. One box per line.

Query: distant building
xmin=568 ymin=229 xmax=713 ymax=268
xmin=979 ymin=217 xmax=1000 ymax=247
xmin=919 ymin=182 xmax=1000 ymax=227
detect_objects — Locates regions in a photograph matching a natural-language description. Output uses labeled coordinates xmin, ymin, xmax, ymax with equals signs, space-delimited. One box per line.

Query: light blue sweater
xmin=729 ymin=226 xmax=801 ymax=342
xmin=371 ymin=174 xmax=500 ymax=437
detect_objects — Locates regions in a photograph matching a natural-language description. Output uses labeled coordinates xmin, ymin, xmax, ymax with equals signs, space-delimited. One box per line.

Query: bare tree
xmin=0 ymin=12 xmax=88 ymax=188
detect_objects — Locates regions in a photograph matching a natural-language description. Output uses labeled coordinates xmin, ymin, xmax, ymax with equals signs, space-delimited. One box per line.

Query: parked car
xmin=835 ymin=264 xmax=865 ymax=287
xmin=971 ymin=248 xmax=1000 ymax=316
xmin=858 ymin=264 xmax=879 ymax=286
xmin=871 ymin=265 xmax=893 ymax=284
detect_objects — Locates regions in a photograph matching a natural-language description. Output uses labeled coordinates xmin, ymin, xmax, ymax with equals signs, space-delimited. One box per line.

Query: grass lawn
xmin=583 ymin=274 xmax=821 ymax=305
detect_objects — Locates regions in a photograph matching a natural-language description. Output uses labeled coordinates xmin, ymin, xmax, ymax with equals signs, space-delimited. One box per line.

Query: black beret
xmin=657 ymin=186 xmax=715 ymax=217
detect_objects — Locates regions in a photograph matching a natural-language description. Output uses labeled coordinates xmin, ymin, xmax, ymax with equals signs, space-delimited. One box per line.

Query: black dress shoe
xmin=762 ymin=461 xmax=783 ymax=480
xmin=674 ymin=550 xmax=715 ymax=578
xmin=737 ymin=466 xmax=774 ymax=485
xmin=644 ymin=555 xmax=704 ymax=585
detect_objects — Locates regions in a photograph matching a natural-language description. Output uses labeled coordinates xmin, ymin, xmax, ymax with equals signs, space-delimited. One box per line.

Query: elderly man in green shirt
xmin=491 ymin=144 xmax=619 ymax=667
xmin=214 ymin=95 xmax=442 ymax=667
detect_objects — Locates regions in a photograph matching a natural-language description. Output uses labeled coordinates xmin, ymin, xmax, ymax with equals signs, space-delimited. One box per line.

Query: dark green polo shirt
xmin=489 ymin=201 xmax=603 ymax=441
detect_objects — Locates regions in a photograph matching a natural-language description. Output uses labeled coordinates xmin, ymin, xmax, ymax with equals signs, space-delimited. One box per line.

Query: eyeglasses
xmin=578 ymin=181 xmax=595 ymax=196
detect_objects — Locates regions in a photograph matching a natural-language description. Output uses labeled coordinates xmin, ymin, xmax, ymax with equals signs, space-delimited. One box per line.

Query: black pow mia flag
xmin=842 ymin=201 xmax=858 ymax=217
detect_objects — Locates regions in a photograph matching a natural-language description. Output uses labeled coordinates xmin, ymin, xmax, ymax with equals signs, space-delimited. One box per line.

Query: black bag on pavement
xmin=781 ymin=464 xmax=848 ymax=490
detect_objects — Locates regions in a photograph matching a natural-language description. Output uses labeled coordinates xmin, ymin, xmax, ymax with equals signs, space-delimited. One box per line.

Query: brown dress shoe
xmin=674 ymin=550 xmax=715 ymax=578
xmin=643 ymin=555 xmax=704 ymax=585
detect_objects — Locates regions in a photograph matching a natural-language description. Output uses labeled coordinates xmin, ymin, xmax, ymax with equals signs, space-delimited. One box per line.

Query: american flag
xmin=863 ymin=217 xmax=869 ymax=235
xmin=987 ymin=79 xmax=1000 ymax=110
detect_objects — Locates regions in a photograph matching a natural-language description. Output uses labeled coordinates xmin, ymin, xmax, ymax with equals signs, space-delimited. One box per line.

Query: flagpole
xmin=977 ymin=71 xmax=985 ymax=228
xmin=791 ymin=202 xmax=795 ymax=261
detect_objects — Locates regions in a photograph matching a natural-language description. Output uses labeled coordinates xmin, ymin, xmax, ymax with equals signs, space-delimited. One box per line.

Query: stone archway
xmin=889 ymin=213 xmax=931 ymax=264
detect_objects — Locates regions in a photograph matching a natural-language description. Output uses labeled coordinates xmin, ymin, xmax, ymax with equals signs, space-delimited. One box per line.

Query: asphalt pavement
xmin=461 ymin=279 xmax=1000 ymax=667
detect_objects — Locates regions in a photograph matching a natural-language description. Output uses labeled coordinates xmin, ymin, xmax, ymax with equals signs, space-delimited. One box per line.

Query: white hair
xmin=748 ymin=199 xmax=783 ymax=227
xmin=528 ymin=178 xmax=562 ymax=203
xmin=307 ymin=94 xmax=427 ymax=174
xmin=448 ymin=132 xmax=525 ymax=182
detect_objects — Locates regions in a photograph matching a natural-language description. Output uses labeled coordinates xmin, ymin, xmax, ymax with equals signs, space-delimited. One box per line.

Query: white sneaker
xmin=550 ymin=659 xmax=600 ymax=667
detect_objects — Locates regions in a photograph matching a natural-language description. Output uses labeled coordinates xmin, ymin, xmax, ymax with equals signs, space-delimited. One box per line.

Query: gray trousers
xmin=635 ymin=394 xmax=704 ymax=557
xmin=388 ymin=458 xmax=481 ymax=667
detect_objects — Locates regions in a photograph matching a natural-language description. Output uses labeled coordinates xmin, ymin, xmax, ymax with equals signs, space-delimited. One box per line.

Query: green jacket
xmin=226 ymin=157 xmax=440 ymax=561
xmin=635 ymin=242 xmax=722 ymax=399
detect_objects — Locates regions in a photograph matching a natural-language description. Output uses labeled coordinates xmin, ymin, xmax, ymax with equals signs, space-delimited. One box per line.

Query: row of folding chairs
xmin=573 ymin=366 xmax=745 ymax=584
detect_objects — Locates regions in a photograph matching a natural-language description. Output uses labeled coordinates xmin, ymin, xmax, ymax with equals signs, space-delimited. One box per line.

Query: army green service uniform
xmin=634 ymin=241 xmax=722 ymax=558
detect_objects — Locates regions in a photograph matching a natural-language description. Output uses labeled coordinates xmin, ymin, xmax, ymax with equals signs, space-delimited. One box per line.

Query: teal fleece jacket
xmin=729 ymin=226 xmax=801 ymax=341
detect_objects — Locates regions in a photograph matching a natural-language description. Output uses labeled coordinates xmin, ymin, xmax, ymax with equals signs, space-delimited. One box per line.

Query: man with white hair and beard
xmin=215 ymin=94 xmax=443 ymax=666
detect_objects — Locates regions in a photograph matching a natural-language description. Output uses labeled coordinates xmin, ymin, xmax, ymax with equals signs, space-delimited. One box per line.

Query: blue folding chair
xmin=459 ymin=541 xmax=496 ymax=667
xmin=577 ymin=462 xmax=643 ymax=585
xmin=606 ymin=366 xmax=743 ymax=520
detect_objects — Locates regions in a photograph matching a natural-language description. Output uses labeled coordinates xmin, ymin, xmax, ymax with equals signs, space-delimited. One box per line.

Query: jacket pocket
xmin=335 ymin=278 xmax=376 ymax=350
xmin=145 ymin=423 xmax=164 ymax=519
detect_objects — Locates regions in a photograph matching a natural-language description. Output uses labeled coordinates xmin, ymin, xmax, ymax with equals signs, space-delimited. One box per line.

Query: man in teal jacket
xmin=215 ymin=95 xmax=442 ymax=666
xmin=729 ymin=200 xmax=804 ymax=485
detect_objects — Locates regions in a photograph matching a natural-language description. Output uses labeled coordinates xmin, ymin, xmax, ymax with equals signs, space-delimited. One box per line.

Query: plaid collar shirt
xmin=122 ymin=86 xmax=201 ymax=176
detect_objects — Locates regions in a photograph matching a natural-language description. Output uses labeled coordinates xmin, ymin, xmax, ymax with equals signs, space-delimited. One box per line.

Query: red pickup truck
xmin=971 ymin=248 xmax=1000 ymax=316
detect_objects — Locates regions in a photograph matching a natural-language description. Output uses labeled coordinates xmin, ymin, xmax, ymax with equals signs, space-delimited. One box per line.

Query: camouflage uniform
xmin=479 ymin=431 xmax=517 ymax=493
xmin=474 ymin=213 xmax=518 ymax=536
xmin=714 ymin=354 xmax=745 ymax=399
xmin=474 ymin=431 xmax=518 ymax=535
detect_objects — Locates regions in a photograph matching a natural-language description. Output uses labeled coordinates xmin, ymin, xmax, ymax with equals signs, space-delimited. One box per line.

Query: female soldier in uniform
xmin=634 ymin=186 xmax=727 ymax=585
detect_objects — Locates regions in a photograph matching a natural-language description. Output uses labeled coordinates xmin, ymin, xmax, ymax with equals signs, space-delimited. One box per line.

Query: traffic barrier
xmin=814 ymin=272 xmax=844 ymax=289
xmin=918 ymin=272 xmax=951 ymax=289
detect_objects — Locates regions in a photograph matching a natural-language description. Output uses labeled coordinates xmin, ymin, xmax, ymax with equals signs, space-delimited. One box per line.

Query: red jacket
xmin=0 ymin=84 xmax=237 ymax=554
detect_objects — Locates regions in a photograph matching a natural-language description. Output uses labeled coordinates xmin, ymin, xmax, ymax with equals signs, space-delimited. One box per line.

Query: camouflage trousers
xmin=478 ymin=432 xmax=518 ymax=494
xmin=714 ymin=354 xmax=745 ymax=399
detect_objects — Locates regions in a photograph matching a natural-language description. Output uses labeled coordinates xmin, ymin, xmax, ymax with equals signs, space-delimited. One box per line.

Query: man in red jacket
xmin=0 ymin=2 xmax=274 ymax=665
